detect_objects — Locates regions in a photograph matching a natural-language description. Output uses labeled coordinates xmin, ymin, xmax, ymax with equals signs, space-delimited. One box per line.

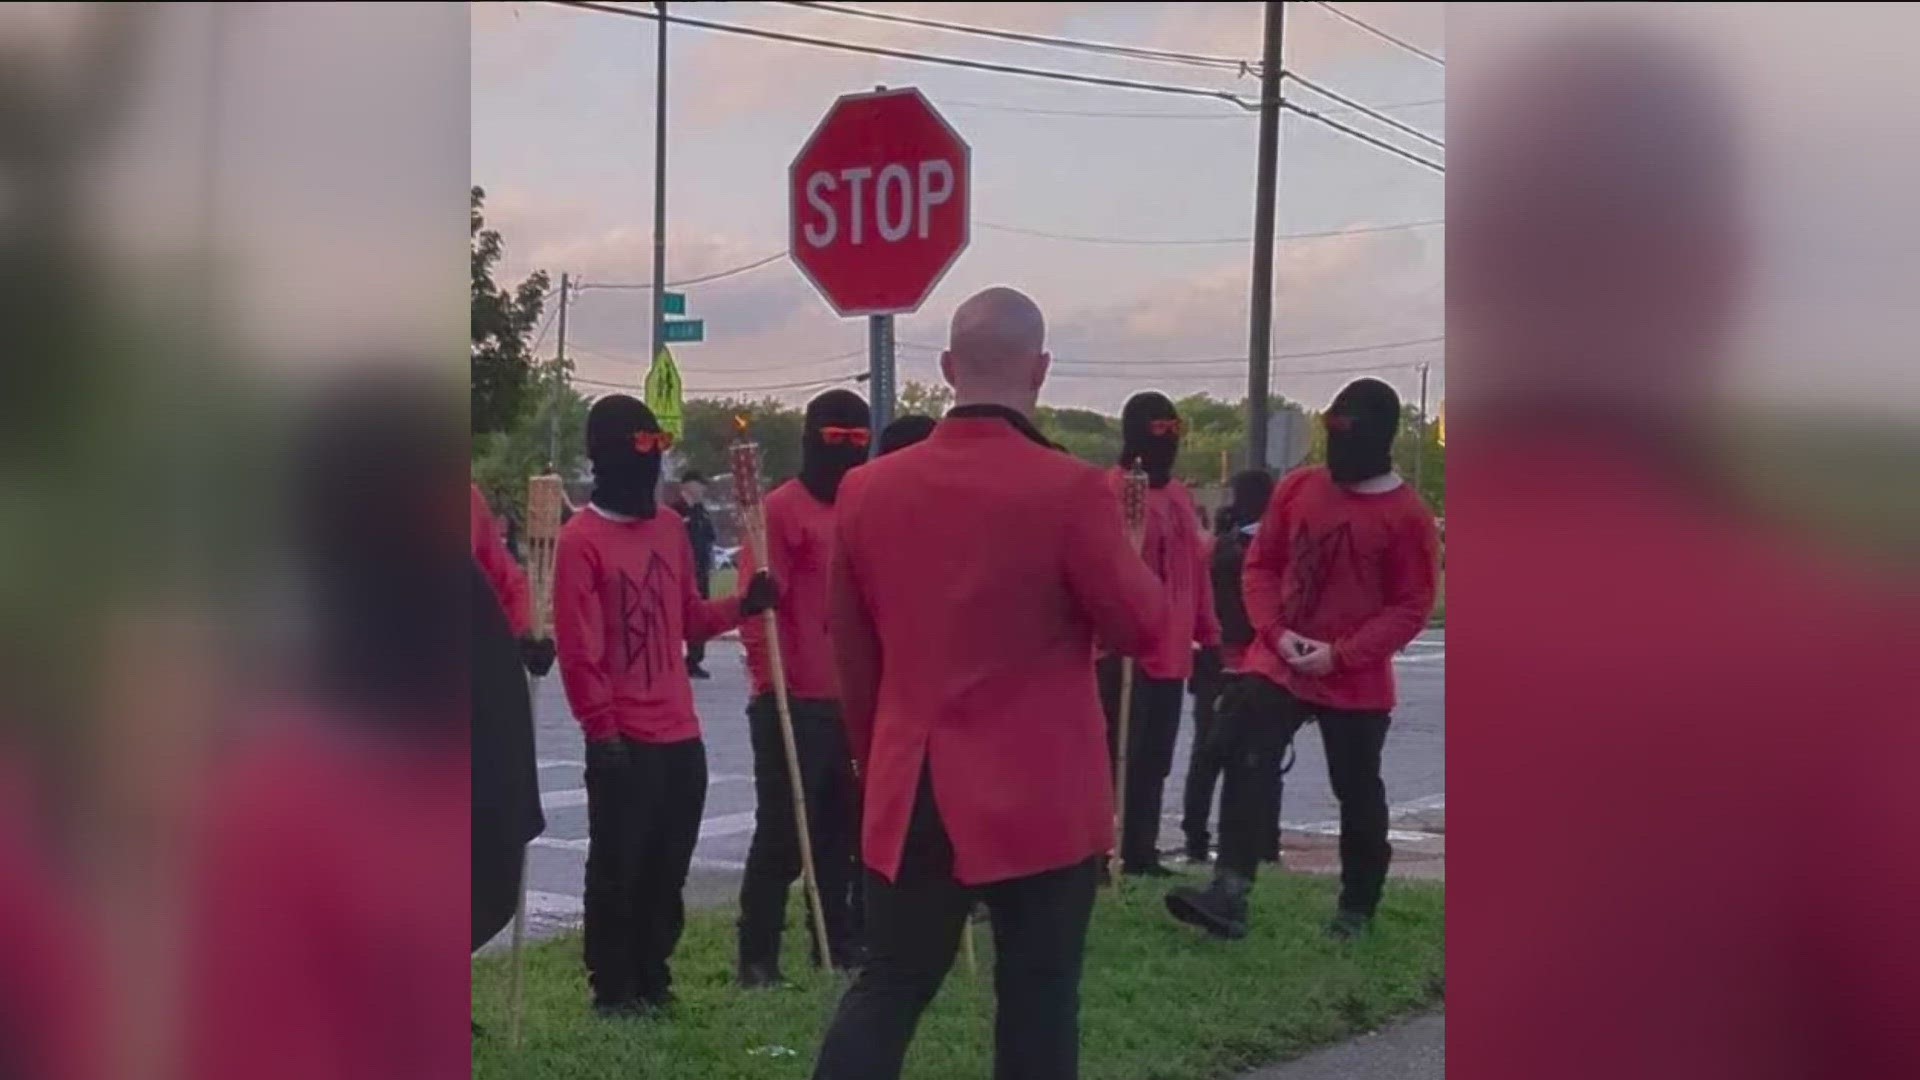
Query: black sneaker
xmin=1165 ymin=873 xmax=1251 ymax=940
xmin=1184 ymin=844 xmax=1212 ymax=866
xmin=635 ymin=991 xmax=678 ymax=1018
xmin=1325 ymin=909 xmax=1372 ymax=941
xmin=593 ymin=998 xmax=644 ymax=1020
xmin=687 ymin=664 xmax=712 ymax=680
xmin=736 ymin=960 xmax=789 ymax=990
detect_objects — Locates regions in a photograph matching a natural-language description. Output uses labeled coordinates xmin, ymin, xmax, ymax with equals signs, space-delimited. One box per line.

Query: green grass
xmin=711 ymin=566 xmax=738 ymax=600
xmin=473 ymin=875 xmax=1444 ymax=1079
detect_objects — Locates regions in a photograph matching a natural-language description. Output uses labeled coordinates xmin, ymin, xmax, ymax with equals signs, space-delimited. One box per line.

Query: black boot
xmin=1184 ymin=836 xmax=1212 ymax=865
xmin=1165 ymin=870 xmax=1252 ymax=940
xmin=1325 ymin=908 xmax=1372 ymax=941
xmin=736 ymin=958 xmax=789 ymax=990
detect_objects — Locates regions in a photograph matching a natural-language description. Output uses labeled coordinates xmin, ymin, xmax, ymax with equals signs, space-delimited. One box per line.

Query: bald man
xmin=812 ymin=287 xmax=1168 ymax=1080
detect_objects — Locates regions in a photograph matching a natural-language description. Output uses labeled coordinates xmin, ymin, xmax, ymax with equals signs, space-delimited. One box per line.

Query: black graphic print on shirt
xmin=616 ymin=553 xmax=676 ymax=688
xmin=1282 ymin=521 xmax=1356 ymax=627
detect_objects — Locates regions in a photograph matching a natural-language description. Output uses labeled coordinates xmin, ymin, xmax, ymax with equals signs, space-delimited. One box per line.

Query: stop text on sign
xmin=801 ymin=160 xmax=956 ymax=248
xmin=788 ymin=86 xmax=971 ymax=317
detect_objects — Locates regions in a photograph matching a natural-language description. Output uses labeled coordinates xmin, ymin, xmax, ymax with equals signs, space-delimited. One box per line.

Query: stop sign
xmin=789 ymin=87 xmax=971 ymax=317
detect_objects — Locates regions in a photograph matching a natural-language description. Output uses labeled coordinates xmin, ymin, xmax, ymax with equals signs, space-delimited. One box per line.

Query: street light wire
xmin=544 ymin=0 xmax=1255 ymax=109
xmin=977 ymin=217 xmax=1442 ymax=247
xmin=576 ymin=250 xmax=787 ymax=291
xmin=767 ymin=0 xmax=1256 ymax=74
xmin=1283 ymin=72 xmax=1444 ymax=150
xmin=1311 ymin=2 xmax=1445 ymax=67
xmin=1283 ymin=98 xmax=1443 ymax=173
xmin=939 ymin=95 xmax=1442 ymax=121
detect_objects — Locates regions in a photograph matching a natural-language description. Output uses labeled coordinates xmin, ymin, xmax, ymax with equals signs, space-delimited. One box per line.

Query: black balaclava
xmin=586 ymin=394 xmax=663 ymax=518
xmin=1226 ymin=468 xmax=1275 ymax=532
xmin=877 ymin=414 xmax=937 ymax=456
xmin=799 ymin=389 xmax=871 ymax=504
xmin=1119 ymin=391 xmax=1181 ymax=488
xmin=1324 ymin=377 xmax=1401 ymax=485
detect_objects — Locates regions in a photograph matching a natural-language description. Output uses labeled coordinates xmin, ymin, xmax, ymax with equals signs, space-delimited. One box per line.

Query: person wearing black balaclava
xmin=1096 ymin=392 xmax=1222 ymax=877
xmin=1167 ymin=378 xmax=1438 ymax=942
xmin=1180 ymin=468 xmax=1275 ymax=865
xmin=877 ymin=413 xmax=937 ymax=456
xmin=553 ymin=394 xmax=779 ymax=1017
xmin=734 ymin=389 xmax=870 ymax=987
xmin=665 ymin=469 xmax=718 ymax=679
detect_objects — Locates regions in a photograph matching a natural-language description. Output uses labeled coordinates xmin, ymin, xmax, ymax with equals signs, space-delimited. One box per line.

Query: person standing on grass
xmin=553 ymin=395 xmax=778 ymax=1019
xmin=1166 ymin=378 xmax=1438 ymax=942
xmin=1182 ymin=468 xmax=1275 ymax=865
xmin=665 ymin=469 xmax=718 ymax=680
xmin=1098 ymin=392 xmax=1221 ymax=878
xmin=811 ymin=287 xmax=1167 ymax=1080
xmin=734 ymin=389 xmax=872 ymax=988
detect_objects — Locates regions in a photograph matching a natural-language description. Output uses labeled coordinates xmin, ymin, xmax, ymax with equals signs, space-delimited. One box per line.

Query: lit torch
xmin=1110 ymin=459 xmax=1151 ymax=887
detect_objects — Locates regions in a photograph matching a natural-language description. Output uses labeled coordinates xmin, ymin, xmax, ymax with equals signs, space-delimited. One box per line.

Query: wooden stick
xmin=1110 ymin=465 xmax=1151 ymax=886
xmin=961 ymin=909 xmax=979 ymax=976
xmin=743 ymin=498 xmax=836 ymax=975
xmin=514 ymin=474 xmax=564 ymax=1047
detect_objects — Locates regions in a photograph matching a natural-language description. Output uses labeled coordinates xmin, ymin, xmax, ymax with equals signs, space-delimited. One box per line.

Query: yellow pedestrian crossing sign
xmin=645 ymin=346 xmax=684 ymax=439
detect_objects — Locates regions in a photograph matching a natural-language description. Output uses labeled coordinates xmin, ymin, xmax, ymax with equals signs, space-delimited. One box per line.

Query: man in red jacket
xmin=811 ymin=287 xmax=1168 ymax=1080
xmin=1167 ymin=378 xmax=1438 ymax=941
xmin=734 ymin=388 xmax=871 ymax=988
xmin=1099 ymin=391 xmax=1220 ymax=877
xmin=552 ymin=395 xmax=777 ymax=1018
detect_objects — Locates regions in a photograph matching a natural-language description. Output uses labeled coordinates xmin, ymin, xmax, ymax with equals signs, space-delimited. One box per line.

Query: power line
xmin=977 ymin=217 xmax=1441 ymax=247
xmin=573 ymin=370 xmax=861 ymax=395
xmin=1312 ymin=1 xmax=1445 ymax=67
xmin=572 ymin=343 xmax=866 ymax=375
xmin=939 ymin=95 xmax=1442 ymax=121
xmin=547 ymin=1 xmax=1254 ymax=108
xmin=768 ymin=1 xmax=1254 ymax=74
xmin=900 ymin=334 xmax=1443 ymax=368
xmin=1284 ymin=72 xmax=1443 ymax=150
xmin=1283 ymin=98 xmax=1443 ymax=173
xmin=575 ymin=251 xmax=786 ymax=291
xmin=1047 ymin=356 xmax=1432 ymax=381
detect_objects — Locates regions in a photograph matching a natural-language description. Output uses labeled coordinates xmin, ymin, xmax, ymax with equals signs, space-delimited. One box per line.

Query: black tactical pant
xmin=736 ymin=695 xmax=860 ymax=967
xmin=1097 ymin=657 xmax=1185 ymax=871
xmin=1214 ymin=677 xmax=1392 ymax=916
xmin=582 ymin=737 xmax=707 ymax=1008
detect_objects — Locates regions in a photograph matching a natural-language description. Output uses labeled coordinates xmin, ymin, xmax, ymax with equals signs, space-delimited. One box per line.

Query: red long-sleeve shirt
xmin=1242 ymin=467 xmax=1438 ymax=711
xmin=553 ymin=507 xmax=745 ymax=744
xmin=1103 ymin=471 xmax=1220 ymax=680
xmin=470 ymin=484 xmax=531 ymax=638
xmin=739 ymin=481 xmax=838 ymax=701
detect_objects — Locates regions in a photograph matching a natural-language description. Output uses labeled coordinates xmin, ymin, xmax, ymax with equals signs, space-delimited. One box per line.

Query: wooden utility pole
xmin=1244 ymin=0 xmax=1285 ymax=471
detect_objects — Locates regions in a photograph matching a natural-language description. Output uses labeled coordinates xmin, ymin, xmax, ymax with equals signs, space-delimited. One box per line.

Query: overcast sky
xmin=471 ymin=1 xmax=1447 ymax=413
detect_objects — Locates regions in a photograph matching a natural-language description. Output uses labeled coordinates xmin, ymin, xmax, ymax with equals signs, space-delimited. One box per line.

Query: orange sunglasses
xmin=820 ymin=426 xmax=871 ymax=448
xmin=632 ymin=430 xmax=676 ymax=453
xmin=1148 ymin=418 xmax=1185 ymax=438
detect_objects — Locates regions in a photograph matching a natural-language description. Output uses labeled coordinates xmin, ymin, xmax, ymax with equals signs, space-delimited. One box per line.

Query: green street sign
xmin=663 ymin=291 xmax=686 ymax=316
xmin=662 ymin=318 xmax=704 ymax=344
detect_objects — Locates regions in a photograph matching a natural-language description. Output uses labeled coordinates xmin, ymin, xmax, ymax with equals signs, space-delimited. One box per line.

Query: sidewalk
xmin=1238 ymin=1013 xmax=1444 ymax=1080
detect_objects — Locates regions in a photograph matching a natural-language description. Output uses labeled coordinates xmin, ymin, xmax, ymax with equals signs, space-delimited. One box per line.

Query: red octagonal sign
xmin=789 ymin=87 xmax=971 ymax=317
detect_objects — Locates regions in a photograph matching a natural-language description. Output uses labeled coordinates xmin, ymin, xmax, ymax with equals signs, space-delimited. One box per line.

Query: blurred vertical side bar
xmin=0 ymin=3 xmax=470 ymax=1079
xmin=1448 ymin=4 xmax=1920 ymax=1079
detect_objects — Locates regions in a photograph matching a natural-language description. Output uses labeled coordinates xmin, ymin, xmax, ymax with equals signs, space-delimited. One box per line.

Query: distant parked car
xmin=713 ymin=546 xmax=740 ymax=571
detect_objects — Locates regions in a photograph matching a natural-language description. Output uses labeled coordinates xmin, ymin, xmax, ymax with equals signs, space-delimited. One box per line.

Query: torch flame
xmin=733 ymin=414 xmax=751 ymax=436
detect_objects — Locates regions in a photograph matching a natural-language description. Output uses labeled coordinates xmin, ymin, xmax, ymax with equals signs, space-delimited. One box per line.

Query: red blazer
xmin=830 ymin=414 xmax=1169 ymax=886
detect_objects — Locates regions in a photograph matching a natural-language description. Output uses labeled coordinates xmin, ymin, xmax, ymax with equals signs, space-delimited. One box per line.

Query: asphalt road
xmin=503 ymin=630 xmax=1444 ymax=945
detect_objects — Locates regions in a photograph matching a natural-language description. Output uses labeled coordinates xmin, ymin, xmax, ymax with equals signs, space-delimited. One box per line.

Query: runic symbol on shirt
xmin=617 ymin=554 xmax=675 ymax=687
xmin=1283 ymin=522 xmax=1354 ymax=626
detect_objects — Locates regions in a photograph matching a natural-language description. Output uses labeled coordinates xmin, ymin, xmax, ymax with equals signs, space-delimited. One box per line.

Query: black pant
xmin=1215 ymin=678 xmax=1391 ymax=915
xmin=686 ymin=572 xmax=711 ymax=668
xmin=813 ymin=776 xmax=1099 ymax=1080
xmin=737 ymin=694 xmax=860 ymax=966
xmin=1185 ymin=674 xmax=1285 ymax=860
xmin=1097 ymin=657 xmax=1184 ymax=870
xmin=582 ymin=738 xmax=707 ymax=1007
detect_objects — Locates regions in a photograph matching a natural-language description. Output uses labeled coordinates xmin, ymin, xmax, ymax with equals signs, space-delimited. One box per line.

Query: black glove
xmin=1188 ymin=645 xmax=1223 ymax=694
xmin=739 ymin=570 xmax=779 ymax=618
xmin=519 ymin=637 xmax=556 ymax=678
xmin=585 ymin=736 xmax=631 ymax=769
xmin=1209 ymin=674 xmax=1299 ymax=763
